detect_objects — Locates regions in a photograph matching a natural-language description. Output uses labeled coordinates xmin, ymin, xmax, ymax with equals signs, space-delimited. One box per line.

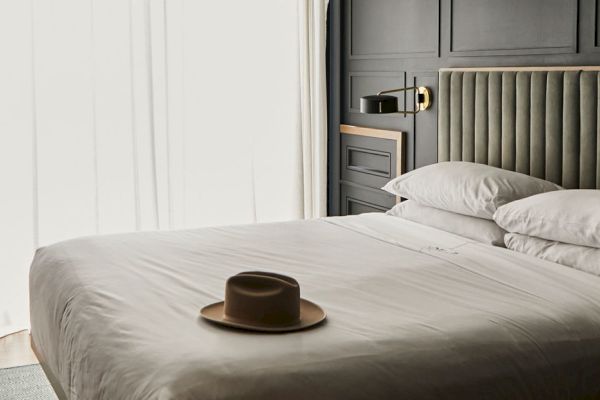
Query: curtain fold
xmin=0 ymin=0 xmax=329 ymax=337
xmin=298 ymin=0 xmax=329 ymax=219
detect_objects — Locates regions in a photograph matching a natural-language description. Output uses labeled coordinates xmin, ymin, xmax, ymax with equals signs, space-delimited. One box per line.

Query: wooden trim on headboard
xmin=440 ymin=66 xmax=600 ymax=72
xmin=340 ymin=124 xmax=405 ymax=176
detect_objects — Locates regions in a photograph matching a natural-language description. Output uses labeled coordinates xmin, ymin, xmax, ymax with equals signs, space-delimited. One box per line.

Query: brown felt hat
xmin=200 ymin=271 xmax=326 ymax=332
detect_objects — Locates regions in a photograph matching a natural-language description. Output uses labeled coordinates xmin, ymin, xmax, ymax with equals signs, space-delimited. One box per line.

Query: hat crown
xmin=223 ymin=272 xmax=301 ymax=327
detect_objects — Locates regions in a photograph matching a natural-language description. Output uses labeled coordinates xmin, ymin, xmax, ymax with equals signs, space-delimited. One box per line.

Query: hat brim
xmin=200 ymin=299 xmax=326 ymax=333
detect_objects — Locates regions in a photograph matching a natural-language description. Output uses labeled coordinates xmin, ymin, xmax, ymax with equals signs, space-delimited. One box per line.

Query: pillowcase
xmin=505 ymin=233 xmax=600 ymax=276
xmin=494 ymin=190 xmax=600 ymax=248
xmin=387 ymin=200 xmax=507 ymax=246
xmin=382 ymin=162 xmax=561 ymax=219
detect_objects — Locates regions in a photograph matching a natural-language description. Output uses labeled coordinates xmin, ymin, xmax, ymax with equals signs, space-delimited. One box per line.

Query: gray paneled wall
xmin=328 ymin=0 xmax=600 ymax=215
xmin=450 ymin=0 xmax=577 ymax=56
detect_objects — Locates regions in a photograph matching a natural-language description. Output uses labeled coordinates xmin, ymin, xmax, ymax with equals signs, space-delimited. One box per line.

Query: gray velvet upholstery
xmin=439 ymin=69 xmax=600 ymax=189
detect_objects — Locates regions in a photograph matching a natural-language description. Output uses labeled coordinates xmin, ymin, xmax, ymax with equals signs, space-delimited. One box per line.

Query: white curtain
xmin=298 ymin=0 xmax=329 ymax=218
xmin=0 ymin=0 xmax=328 ymax=337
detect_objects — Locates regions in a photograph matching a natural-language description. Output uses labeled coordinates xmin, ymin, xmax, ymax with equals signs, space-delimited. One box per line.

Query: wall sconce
xmin=360 ymin=86 xmax=432 ymax=117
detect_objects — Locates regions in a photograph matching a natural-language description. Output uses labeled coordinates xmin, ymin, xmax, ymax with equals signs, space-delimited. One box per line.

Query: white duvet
xmin=30 ymin=214 xmax=600 ymax=400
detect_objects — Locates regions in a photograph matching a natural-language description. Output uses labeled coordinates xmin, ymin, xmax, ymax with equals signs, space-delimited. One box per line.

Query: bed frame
xmin=439 ymin=66 xmax=600 ymax=190
xmin=30 ymin=66 xmax=600 ymax=399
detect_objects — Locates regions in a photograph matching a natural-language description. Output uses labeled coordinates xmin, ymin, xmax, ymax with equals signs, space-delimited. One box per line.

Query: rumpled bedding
xmin=30 ymin=214 xmax=600 ymax=400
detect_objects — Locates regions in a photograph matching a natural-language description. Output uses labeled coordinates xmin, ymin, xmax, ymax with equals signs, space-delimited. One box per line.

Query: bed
xmin=30 ymin=67 xmax=600 ymax=400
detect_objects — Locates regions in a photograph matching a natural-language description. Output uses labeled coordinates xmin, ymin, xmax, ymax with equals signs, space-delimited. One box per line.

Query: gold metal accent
xmin=417 ymin=86 xmax=431 ymax=111
xmin=376 ymin=86 xmax=432 ymax=117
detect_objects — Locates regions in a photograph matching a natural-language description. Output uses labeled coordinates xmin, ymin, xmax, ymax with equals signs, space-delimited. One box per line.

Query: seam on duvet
xmin=322 ymin=218 xmax=471 ymax=254
xmin=323 ymin=219 xmax=555 ymax=305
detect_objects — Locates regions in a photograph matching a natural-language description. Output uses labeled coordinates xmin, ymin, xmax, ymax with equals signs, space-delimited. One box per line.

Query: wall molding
xmin=594 ymin=0 xmax=600 ymax=51
xmin=346 ymin=145 xmax=392 ymax=178
xmin=347 ymin=0 xmax=440 ymax=60
xmin=447 ymin=0 xmax=579 ymax=57
xmin=346 ymin=196 xmax=389 ymax=213
xmin=341 ymin=124 xmax=405 ymax=177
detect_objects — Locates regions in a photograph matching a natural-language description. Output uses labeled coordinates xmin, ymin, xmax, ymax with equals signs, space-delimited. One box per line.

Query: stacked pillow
xmin=383 ymin=162 xmax=561 ymax=246
xmin=493 ymin=190 xmax=600 ymax=275
xmin=387 ymin=200 xmax=508 ymax=246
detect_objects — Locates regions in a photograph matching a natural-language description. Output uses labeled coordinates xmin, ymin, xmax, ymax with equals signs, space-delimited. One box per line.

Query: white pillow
xmin=505 ymin=233 xmax=600 ymax=276
xmin=387 ymin=200 xmax=507 ymax=246
xmin=494 ymin=190 xmax=600 ymax=248
xmin=382 ymin=162 xmax=561 ymax=219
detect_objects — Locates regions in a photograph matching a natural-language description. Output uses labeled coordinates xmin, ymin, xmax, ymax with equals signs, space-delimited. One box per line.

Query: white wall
xmin=0 ymin=0 xmax=301 ymax=336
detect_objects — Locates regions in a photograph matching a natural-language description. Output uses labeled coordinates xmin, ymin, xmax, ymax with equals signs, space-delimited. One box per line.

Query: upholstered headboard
xmin=438 ymin=67 xmax=600 ymax=189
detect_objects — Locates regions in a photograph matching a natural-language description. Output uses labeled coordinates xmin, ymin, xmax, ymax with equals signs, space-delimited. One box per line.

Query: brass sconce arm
xmin=376 ymin=86 xmax=420 ymax=96
xmin=360 ymin=86 xmax=432 ymax=117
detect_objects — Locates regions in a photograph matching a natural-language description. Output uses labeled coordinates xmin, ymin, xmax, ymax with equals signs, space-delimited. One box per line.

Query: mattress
xmin=29 ymin=214 xmax=600 ymax=400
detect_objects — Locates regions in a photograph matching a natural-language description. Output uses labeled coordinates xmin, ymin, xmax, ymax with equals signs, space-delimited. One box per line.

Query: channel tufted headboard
xmin=438 ymin=67 xmax=600 ymax=189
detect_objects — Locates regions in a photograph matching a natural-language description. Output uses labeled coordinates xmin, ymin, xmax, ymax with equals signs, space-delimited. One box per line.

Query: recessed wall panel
xmin=450 ymin=0 xmax=577 ymax=56
xmin=350 ymin=0 xmax=439 ymax=58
